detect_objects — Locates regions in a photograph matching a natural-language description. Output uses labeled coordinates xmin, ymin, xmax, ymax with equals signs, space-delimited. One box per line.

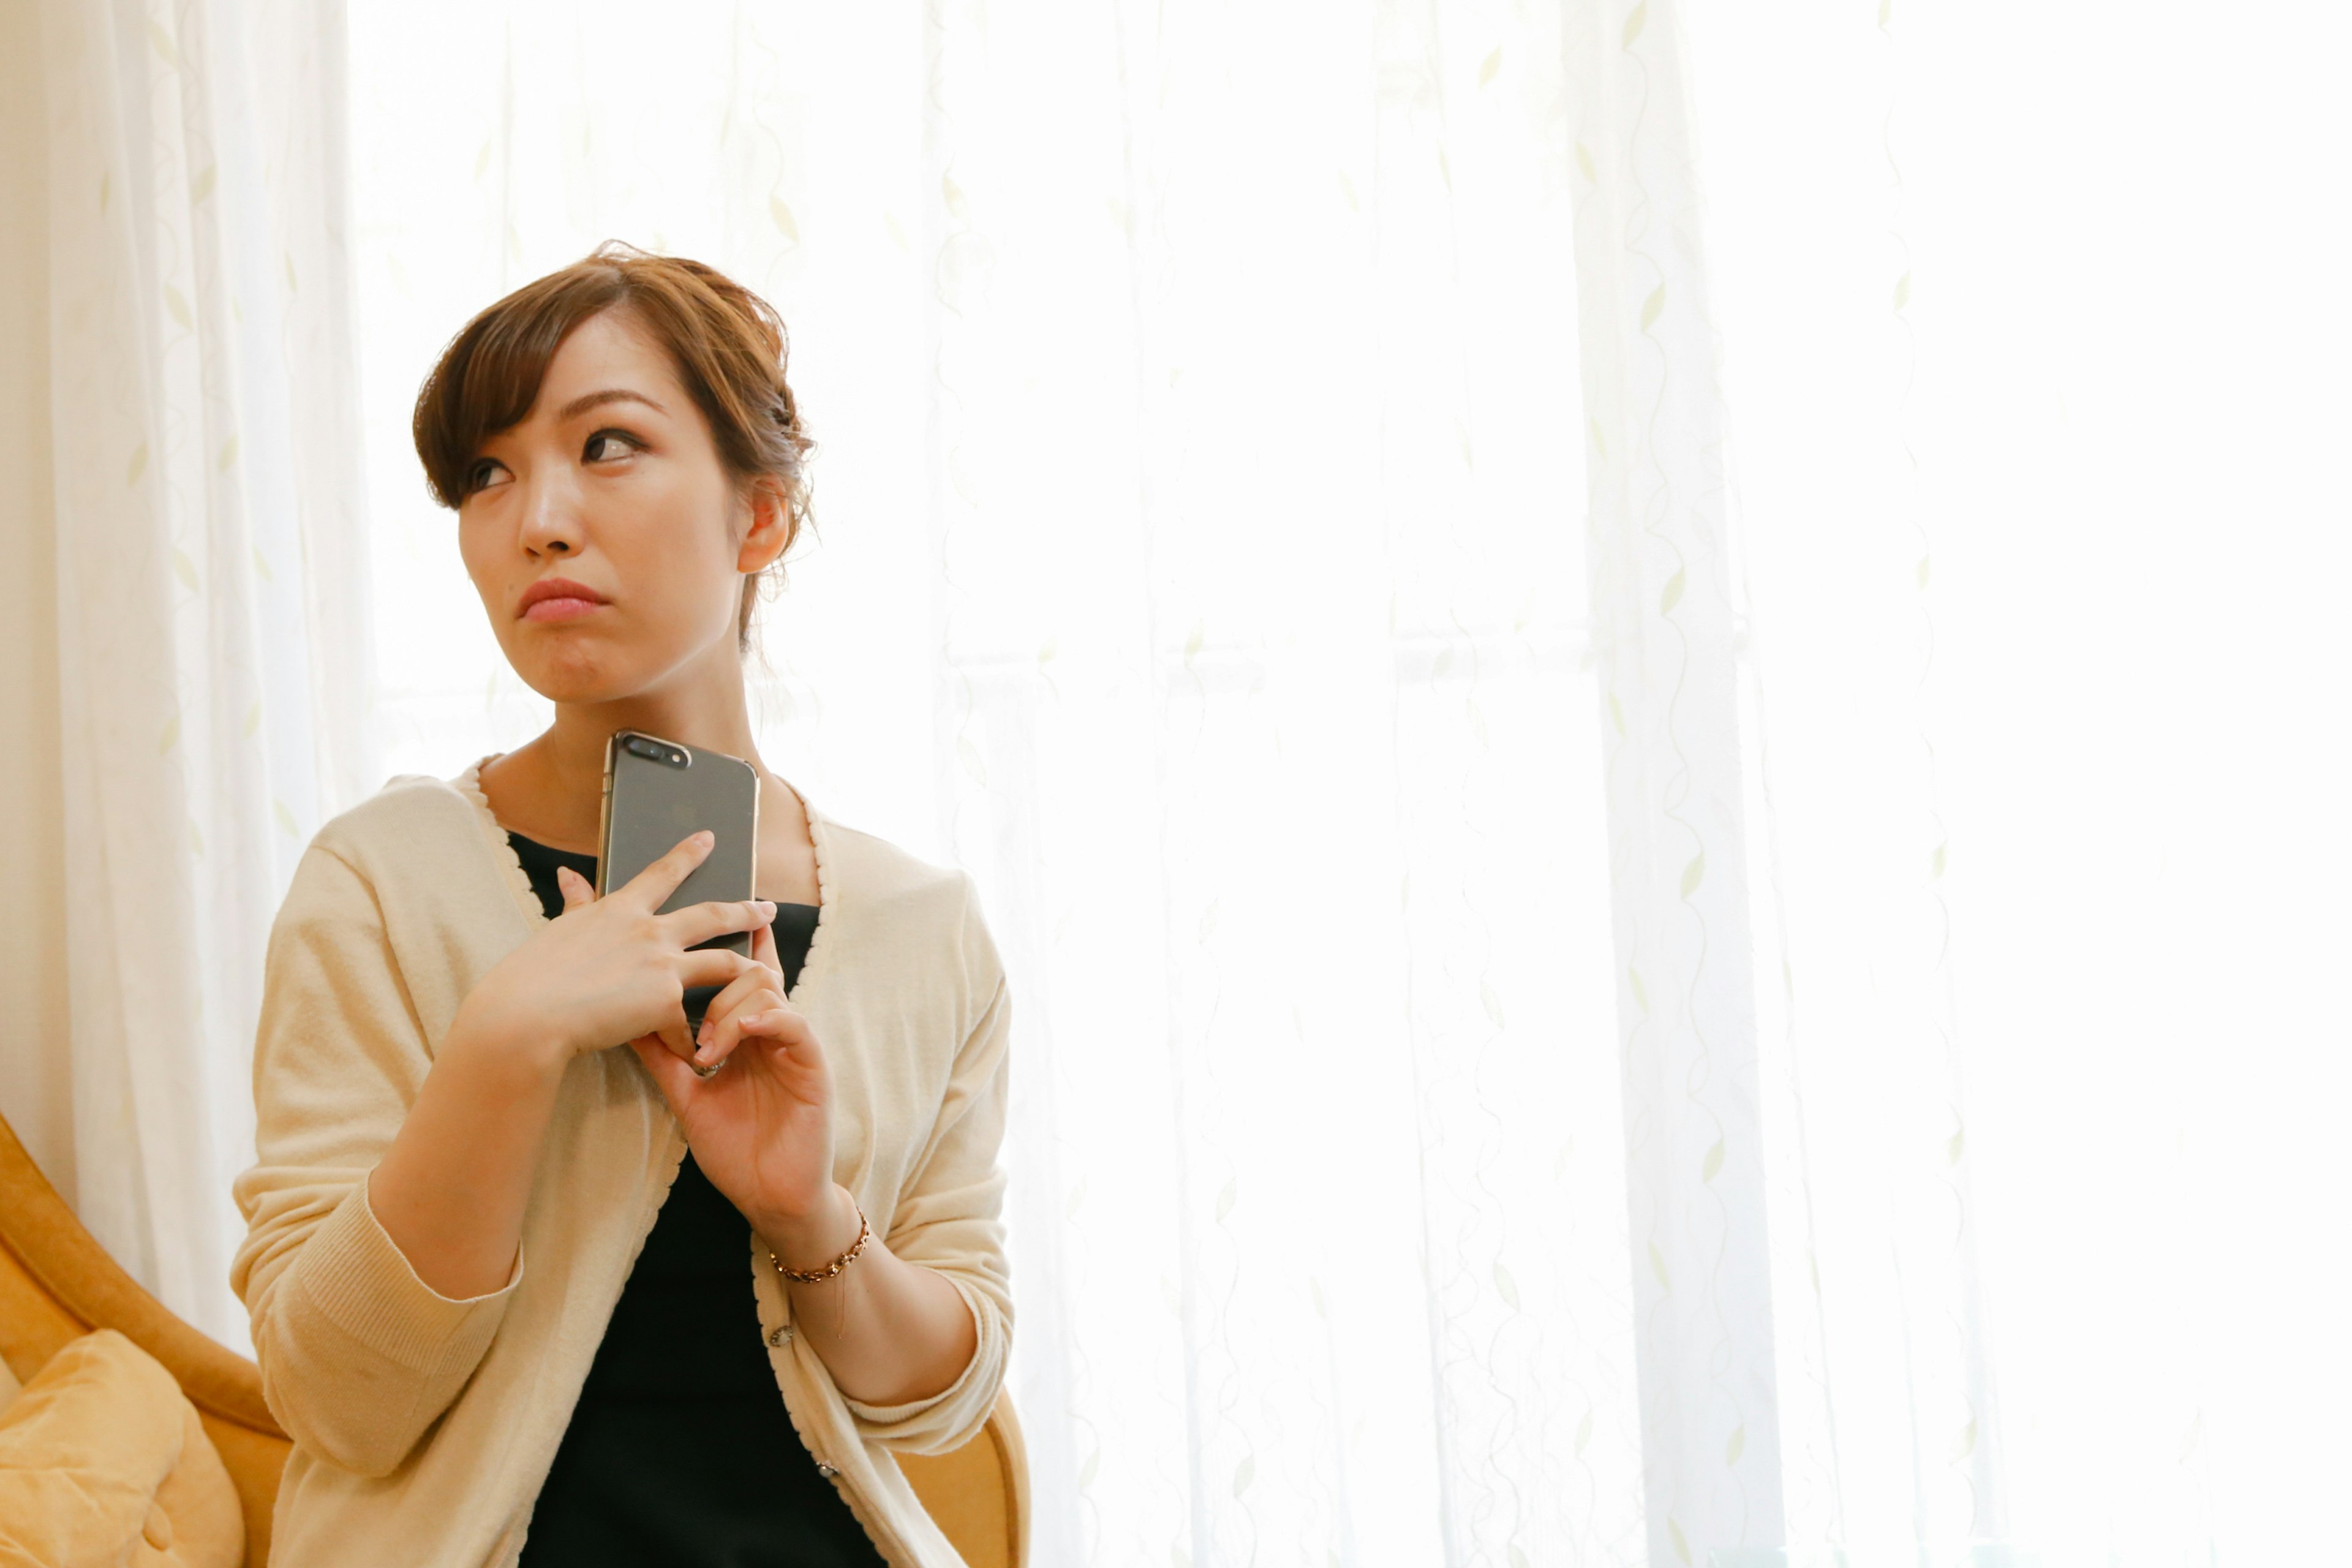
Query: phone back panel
xmin=598 ymin=730 xmax=761 ymax=926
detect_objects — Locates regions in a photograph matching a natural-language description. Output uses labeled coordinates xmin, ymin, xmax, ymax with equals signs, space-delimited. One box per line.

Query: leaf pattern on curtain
xmin=352 ymin=1 xmax=1637 ymax=1563
xmin=38 ymin=0 xmax=374 ymax=1348
xmin=1561 ymin=4 xmax=1782 ymax=1563
xmin=341 ymin=2 xmax=2306 ymax=1566
xmin=21 ymin=0 xmax=2329 ymax=1557
xmin=920 ymin=4 xmax=1640 ymax=1562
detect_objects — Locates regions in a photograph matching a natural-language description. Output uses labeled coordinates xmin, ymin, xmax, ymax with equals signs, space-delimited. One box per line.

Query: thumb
xmin=629 ymin=1035 xmax=700 ymax=1107
xmin=555 ymin=863 xmax=597 ymax=914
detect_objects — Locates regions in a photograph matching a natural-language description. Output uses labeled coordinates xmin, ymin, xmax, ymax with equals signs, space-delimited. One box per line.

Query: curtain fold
xmin=37 ymin=0 xmax=374 ymax=1348
xmin=1562 ymin=6 xmax=2027 ymax=1561
xmin=1561 ymin=3 xmax=1787 ymax=1562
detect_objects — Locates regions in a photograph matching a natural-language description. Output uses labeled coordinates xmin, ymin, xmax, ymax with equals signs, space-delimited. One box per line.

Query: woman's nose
xmin=516 ymin=471 xmax=582 ymax=557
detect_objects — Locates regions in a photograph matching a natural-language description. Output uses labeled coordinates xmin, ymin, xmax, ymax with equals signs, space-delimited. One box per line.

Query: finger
xmin=745 ymin=1007 xmax=820 ymax=1069
xmin=676 ymin=946 xmax=771 ymax=993
xmin=693 ymin=968 xmax=787 ymax=1055
xmin=555 ymin=864 xmax=597 ymax=913
xmin=696 ymin=986 xmax=790 ymax=1067
xmin=662 ymin=897 xmax=777 ymax=949
xmin=750 ymin=920 xmax=785 ymax=983
xmin=615 ymin=830 xmax=715 ymax=913
xmin=655 ymin=1018 xmax=698 ymax=1061
xmin=748 ymin=1011 xmax=842 ymax=1086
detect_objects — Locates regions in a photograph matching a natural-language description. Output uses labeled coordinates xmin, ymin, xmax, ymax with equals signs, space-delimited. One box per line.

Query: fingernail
xmin=757 ymin=900 xmax=777 ymax=920
xmin=695 ymin=830 xmax=715 ymax=847
xmin=696 ymin=1019 xmax=713 ymax=1046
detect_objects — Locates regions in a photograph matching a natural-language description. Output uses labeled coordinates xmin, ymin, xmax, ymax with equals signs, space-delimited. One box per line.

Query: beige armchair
xmin=0 ymin=1114 xmax=1025 ymax=1567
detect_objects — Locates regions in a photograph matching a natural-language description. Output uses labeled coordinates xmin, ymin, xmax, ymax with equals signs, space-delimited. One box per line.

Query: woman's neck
xmin=480 ymin=660 xmax=768 ymax=855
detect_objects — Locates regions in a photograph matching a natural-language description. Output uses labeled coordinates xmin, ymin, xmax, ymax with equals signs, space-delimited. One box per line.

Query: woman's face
xmin=456 ymin=307 xmax=786 ymax=705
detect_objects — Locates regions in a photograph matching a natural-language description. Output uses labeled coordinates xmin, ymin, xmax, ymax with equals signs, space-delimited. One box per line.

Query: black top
xmin=506 ymin=831 xmax=883 ymax=1568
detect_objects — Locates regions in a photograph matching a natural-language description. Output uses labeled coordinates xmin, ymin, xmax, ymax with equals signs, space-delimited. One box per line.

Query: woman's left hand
xmin=628 ymin=920 xmax=840 ymax=1241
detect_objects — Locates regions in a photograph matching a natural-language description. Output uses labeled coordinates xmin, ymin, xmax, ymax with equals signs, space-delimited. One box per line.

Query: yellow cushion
xmin=0 ymin=1330 xmax=243 ymax=1568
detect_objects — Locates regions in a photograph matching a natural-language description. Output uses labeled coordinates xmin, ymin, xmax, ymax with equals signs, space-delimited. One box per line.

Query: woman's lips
xmin=517 ymin=576 xmax=608 ymax=621
xmin=522 ymin=595 xmax=603 ymax=623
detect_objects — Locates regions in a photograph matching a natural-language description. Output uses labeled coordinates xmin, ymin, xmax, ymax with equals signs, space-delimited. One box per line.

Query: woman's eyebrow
xmin=556 ymin=387 xmax=668 ymax=421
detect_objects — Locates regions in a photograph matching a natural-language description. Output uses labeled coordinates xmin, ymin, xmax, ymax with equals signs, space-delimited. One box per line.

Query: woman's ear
xmin=735 ymin=475 xmax=795 ymax=573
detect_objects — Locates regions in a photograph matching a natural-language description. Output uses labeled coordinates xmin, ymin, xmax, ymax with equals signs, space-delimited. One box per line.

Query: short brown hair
xmin=412 ymin=243 xmax=814 ymax=652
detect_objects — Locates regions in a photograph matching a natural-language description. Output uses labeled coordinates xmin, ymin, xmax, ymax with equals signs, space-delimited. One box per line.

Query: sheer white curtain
xmin=353 ymin=2 xmax=1637 ymax=1562
xmin=340 ymin=2 xmax=2348 ymax=1566
xmin=32 ymin=0 xmax=375 ymax=1349
xmin=1673 ymin=2 xmax=2352 ymax=1563
xmin=1564 ymin=10 xmax=1793 ymax=1565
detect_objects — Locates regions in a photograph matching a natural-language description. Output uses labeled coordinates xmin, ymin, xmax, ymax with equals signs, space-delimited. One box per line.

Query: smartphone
xmin=598 ymin=729 xmax=762 ymax=1033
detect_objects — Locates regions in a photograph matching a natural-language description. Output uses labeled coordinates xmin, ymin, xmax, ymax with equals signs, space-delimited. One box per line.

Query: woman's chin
xmin=507 ymin=647 xmax=643 ymax=707
xmin=499 ymin=621 xmax=725 ymax=708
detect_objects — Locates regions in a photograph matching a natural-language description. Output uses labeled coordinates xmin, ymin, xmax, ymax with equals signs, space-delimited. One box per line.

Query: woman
xmin=231 ymin=246 xmax=1012 ymax=1568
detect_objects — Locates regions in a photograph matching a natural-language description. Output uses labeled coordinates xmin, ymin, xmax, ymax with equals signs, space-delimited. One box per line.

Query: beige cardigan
xmin=228 ymin=760 xmax=1014 ymax=1567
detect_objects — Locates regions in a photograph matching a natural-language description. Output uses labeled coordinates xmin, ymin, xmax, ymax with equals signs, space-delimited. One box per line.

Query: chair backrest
xmin=0 ymin=1113 xmax=1027 ymax=1566
xmin=0 ymin=1115 xmax=288 ymax=1564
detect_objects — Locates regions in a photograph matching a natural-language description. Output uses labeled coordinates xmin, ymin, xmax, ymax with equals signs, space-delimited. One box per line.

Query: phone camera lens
xmin=625 ymin=736 xmax=663 ymax=761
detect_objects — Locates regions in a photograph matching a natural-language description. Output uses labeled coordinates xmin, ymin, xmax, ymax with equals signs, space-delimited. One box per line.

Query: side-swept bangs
xmin=410 ymin=243 xmax=814 ymax=649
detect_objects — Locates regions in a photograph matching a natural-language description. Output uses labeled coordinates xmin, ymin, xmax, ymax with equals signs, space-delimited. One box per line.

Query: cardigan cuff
xmin=288 ymin=1177 xmax=524 ymax=1378
xmin=840 ymin=1273 xmax=993 ymax=1436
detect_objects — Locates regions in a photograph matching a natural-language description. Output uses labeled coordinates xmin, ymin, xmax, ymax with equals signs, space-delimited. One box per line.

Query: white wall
xmin=0 ymin=0 xmax=75 ymax=1202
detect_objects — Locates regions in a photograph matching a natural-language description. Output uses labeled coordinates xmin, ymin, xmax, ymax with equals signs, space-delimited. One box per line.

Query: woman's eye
xmin=466 ymin=459 xmax=510 ymax=494
xmin=584 ymin=431 xmax=640 ymax=464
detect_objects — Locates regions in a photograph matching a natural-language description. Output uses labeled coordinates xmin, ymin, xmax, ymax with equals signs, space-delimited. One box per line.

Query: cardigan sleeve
xmin=840 ymin=876 xmax=1015 ymax=1455
xmin=228 ymin=842 xmax=523 ymax=1479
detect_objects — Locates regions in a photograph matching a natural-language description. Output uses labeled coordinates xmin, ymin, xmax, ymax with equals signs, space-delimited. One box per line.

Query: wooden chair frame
xmin=0 ymin=1114 xmax=1026 ymax=1567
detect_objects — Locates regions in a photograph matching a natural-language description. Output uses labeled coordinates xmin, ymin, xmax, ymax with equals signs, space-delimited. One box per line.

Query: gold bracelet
xmin=769 ymin=1199 xmax=872 ymax=1284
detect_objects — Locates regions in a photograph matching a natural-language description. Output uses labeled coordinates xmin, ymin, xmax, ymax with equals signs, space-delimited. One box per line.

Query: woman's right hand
xmin=448 ymin=829 xmax=777 ymax=1072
